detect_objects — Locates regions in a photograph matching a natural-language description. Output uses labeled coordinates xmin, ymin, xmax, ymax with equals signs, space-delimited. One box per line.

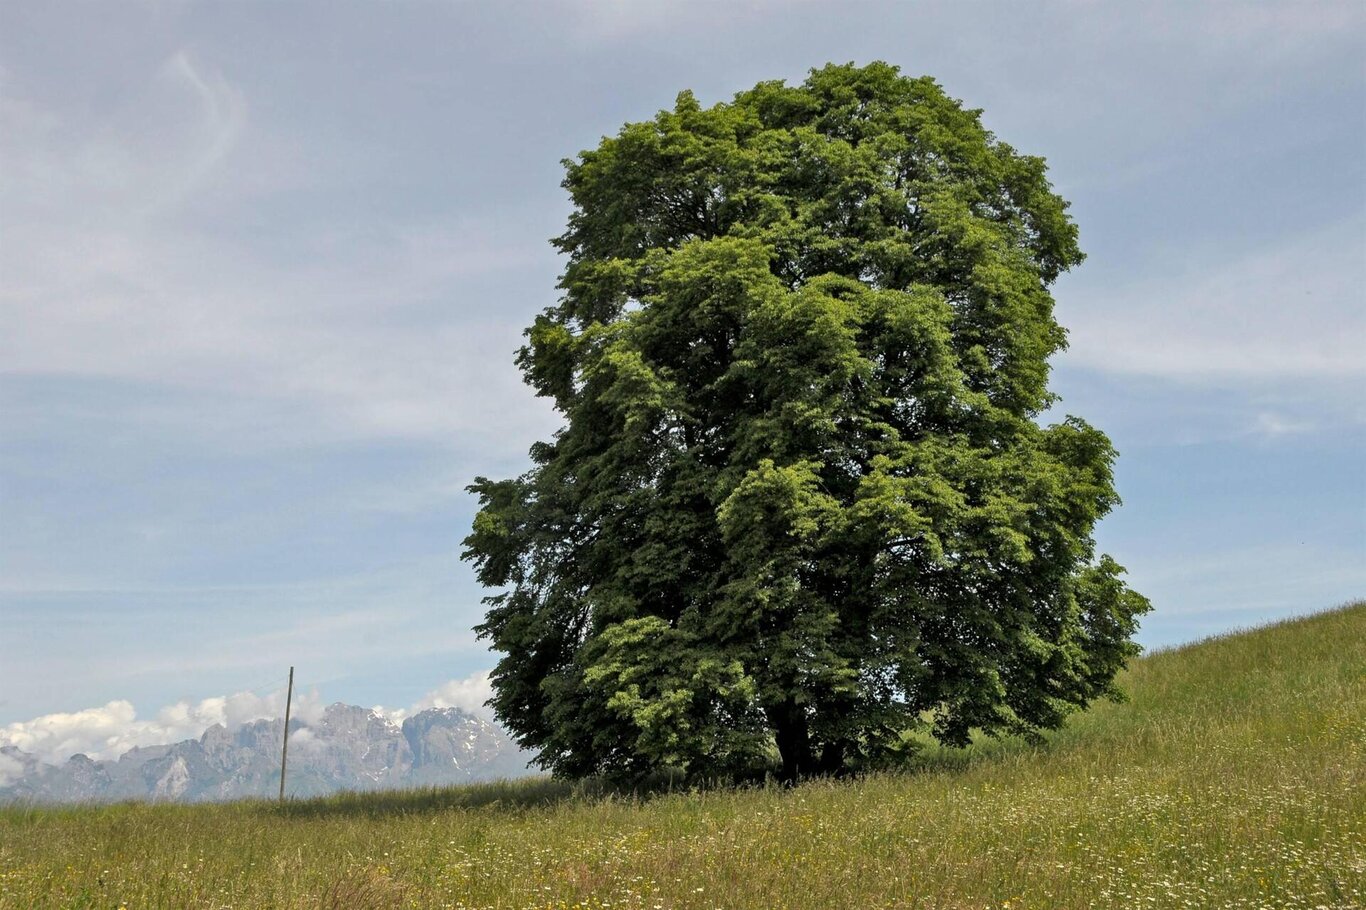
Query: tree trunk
xmin=768 ymin=701 xmax=813 ymax=784
xmin=817 ymin=739 xmax=846 ymax=777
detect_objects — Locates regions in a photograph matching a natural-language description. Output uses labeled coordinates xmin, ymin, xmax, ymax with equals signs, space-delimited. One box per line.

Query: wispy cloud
xmin=0 ymin=51 xmax=556 ymax=448
xmin=1252 ymin=411 xmax=1315 ymax=439
xmin=1 ymin=49 xmax=245 ymax=224
xmin=1059 ymin=216 xmax=1366 ymax=381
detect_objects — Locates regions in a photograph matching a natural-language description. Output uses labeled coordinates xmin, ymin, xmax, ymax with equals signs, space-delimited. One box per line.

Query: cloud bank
xmin=0 ymin=671 xmax=493 ymax=768
xmin=384 ymin=670 xmax=496 ymax=724
xmin=0 ymin=688 xmax=322 ymax=766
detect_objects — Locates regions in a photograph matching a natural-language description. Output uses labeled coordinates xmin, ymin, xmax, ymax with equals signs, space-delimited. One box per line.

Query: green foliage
xmin=463 ymin=62 xmax=1150 ymax=780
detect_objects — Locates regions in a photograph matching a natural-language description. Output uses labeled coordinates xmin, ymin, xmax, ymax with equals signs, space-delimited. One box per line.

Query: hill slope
xmin=1 ymin=603 xmax=1362 ymax=909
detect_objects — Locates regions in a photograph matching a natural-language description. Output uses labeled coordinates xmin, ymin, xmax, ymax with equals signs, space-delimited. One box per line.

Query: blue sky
xmin=1 ymin=1 xmax=1363 ymax=755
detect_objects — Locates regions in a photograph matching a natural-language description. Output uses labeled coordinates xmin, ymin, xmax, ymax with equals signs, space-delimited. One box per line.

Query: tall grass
xmin=2 ymin=602 xmax=1361 ymax=909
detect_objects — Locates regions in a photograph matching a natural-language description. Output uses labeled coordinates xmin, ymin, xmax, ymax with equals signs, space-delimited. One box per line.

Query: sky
xmin=1 ymin=1 xmax=1363 ymax=764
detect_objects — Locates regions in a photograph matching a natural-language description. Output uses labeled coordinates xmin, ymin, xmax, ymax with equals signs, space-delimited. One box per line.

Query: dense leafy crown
xmin=464 ymin=62 xmax=1150 ymax=780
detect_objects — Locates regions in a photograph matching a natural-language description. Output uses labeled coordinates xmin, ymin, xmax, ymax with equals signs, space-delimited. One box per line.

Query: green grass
xmin=2 ymin=602 xmax=1362 ymax=909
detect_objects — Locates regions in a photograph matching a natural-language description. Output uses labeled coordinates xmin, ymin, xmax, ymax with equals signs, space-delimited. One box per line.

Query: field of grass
xmin=1 ymin=602 xmax=1362 ymax=910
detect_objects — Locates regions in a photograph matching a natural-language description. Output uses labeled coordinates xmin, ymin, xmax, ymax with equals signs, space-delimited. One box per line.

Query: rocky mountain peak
xmin=0 ymin=702 xmax=532 ymax=803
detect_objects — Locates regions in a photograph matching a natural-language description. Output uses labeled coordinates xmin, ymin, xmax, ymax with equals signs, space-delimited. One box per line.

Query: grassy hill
xmin=1 ymin=603 xmax=1361 ymax=910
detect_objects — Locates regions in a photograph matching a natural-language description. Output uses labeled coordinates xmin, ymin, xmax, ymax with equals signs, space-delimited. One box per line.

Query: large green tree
xmin=463 ymin=62 xmax=1150 ymax=782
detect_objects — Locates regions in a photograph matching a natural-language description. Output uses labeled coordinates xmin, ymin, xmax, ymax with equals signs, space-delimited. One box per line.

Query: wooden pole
xmin=278 ymin=666 xmax=294 ymax=803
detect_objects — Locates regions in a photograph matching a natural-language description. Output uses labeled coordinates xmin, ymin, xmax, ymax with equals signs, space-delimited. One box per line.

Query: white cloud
xmin=410 ymin=669 xmax=496 ymax=718
xmin=374 ymin=669 xmax=496 ymax=725
xmin=0 ymin=750 xmax=24 ymax=787
xmin=0 ymin=701 xmax=138 ymax=764
xmin=1059 ymin=217 xmax=1366 ymax=381
xmin=287 ymin=726 xmax=323 ymax=756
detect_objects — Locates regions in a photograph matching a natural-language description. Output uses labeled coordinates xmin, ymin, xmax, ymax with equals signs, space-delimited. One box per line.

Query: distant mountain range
xmin=0 ymin=704 xmax=535 ymax=803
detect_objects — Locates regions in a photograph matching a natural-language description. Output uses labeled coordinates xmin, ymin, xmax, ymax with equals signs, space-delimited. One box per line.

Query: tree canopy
xmin=463 ymin=62 xmax=1150 ymax=781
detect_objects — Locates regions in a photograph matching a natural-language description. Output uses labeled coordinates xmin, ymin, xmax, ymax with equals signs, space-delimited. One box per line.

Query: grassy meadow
xmin=1 ymin=602 xmax=1362 ymax=910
